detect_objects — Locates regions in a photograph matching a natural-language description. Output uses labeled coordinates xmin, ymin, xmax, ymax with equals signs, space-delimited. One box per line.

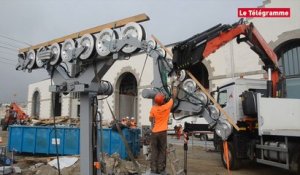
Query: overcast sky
xmin=0 ymin=0 xmax=262 ymax=103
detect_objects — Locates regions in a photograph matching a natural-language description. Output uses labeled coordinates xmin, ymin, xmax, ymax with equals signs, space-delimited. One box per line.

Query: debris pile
xmin=30 ymin=116 xmax=80 ymax=127
xmin=11 ymin=116 xmax=112 ymax=128
xmin=103 ymin=153 xmax=147 ymax=175
xmin=11 ymin=154 xmax=148 ymax=175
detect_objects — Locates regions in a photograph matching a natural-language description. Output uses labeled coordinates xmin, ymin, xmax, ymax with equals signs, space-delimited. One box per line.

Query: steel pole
xmin=80 ymin=93 xmax=93 ymax=175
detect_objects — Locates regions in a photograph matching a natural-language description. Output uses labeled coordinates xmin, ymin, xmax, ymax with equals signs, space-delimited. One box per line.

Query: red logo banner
xmin=238 ymin=8 xmax=290 ymax=18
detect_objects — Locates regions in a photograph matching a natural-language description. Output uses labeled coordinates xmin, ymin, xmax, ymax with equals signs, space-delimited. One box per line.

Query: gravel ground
xmin=0 ymin=129 xmax=293 ymax=175
xmin=167 ymin=137 xmax=291 ymax=175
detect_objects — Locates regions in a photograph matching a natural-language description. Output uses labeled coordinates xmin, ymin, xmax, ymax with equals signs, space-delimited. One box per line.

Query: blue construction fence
xmin=7 ymin=126 xmax=140 ymax=159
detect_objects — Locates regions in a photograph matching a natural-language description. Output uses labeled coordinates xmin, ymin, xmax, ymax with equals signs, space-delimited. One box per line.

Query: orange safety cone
xmin=94 ymin=162 xmax=101 ymax=169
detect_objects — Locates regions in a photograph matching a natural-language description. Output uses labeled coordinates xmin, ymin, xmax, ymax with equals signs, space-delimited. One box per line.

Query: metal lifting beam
xmin=16 ymin=13 xmax=175 ymax=175
xmin=19 ymin=13 xmax=150 ymax=53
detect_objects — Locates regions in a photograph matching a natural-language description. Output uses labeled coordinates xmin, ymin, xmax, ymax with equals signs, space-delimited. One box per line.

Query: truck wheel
xmin=221 ymin=141 xmax=241 ymax=170
xmin=213 ymin=132 xmax=222 ymax=151
xmin=290 ymin=152 xmax=300 ymax=174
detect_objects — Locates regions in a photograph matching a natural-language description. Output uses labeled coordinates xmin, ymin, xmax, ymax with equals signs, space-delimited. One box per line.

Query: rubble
xmin=12 ymin=166 xmax=21 ymax=174
xmin=48 ymin=157 xmax=78 ymax=170
xmin=0 ymin=166 xmax=12 ymax=175
xmin=103 ymin=153 xmax=147 ymax=175
xmin=29 ymin=163 xmax=44 ymax=171
xmin=31 ymin=116 xmax=80 ymax=127
xmin=18 ymin=116 xmax=112 ymax=127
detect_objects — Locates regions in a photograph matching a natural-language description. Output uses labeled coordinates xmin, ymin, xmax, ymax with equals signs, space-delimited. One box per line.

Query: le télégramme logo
xmin=238 ymin=8 xmax=290 ymax=18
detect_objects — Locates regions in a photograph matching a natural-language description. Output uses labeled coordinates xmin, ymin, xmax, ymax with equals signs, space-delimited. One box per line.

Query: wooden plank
xmin=152 ymin=34 xmax=239 ymax=131
xmin=151 ymin=35 xmax=173 ymax=57
xmin=19 ymin=13 xmax=150 ymax=53
xmin=187 ymin=71 xmax=240 ymax=131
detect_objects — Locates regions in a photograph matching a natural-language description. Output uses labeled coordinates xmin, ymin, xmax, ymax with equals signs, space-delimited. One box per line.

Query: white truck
xmin=214 ymin=78 xmax=300 ymax=172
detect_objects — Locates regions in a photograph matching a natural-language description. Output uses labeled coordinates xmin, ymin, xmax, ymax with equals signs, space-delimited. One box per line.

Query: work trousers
xmin=151 ymin=130 xmax=167 ymax=173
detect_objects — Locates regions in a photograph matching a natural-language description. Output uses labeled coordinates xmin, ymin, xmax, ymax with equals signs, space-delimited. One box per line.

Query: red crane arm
xmin=172 ymin=21 xmax=280 ymax=96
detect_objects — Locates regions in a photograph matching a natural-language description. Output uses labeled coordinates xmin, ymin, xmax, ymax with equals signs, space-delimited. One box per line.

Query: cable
xmin=0 ymin=45 xmax=17 ymax=52
xmin=0 ymin=56 xmax=15 ymax=62
xmin=50 ymin=69 xmax=61 ymax=175
xmin=0 ymin=51 xmax=17 ymax=56
xmin=0 ymin=41 xmax=20 ymax=49
xmin=97 ymin=110 xmax=105 ymax=174
xmin=92 ymin=96 xmax=98 ymax=175
xmin=137 ymin=54 xmax=149 ymax=86
xmin=157 ymin=56 xmax=171 ymax=97
xmin=57 ymin=65 xmax=71 ymax=78
xmin=0 ymin=60 xmax=14 ymax=66
xmin=0 ymin=34 xmax=31 ymax=46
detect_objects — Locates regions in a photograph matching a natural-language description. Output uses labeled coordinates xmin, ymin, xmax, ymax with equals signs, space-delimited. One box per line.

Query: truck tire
xmin=221 ymin=141 xmax=241 ymax=170
xmin=290 ymin=152 xmax=300 ymax=174
xmin=213 ymin=132 xmax=222 ymax=151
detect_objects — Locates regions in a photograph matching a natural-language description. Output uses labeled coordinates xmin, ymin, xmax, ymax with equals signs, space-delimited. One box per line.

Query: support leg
xmin=80 ymin=93 xmax=93 ymax=175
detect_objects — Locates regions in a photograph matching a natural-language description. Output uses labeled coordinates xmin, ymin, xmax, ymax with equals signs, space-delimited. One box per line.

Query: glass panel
xmin=293 ymin=47 xmax=300 ymax=75
xmin=278 ymin=56 xmax=284 ymax=73
xmin=286 ymin=78 xmax=300 ymax=99
xmin=283 ymin=52 xmax=290 ymax=76
xmin=217 ymin=90 xmax=227 ymax=107
xmin=298 ymin=47 xmax=300 ymax=73
xmin=288 ymin=50 xmax=294 ymax=75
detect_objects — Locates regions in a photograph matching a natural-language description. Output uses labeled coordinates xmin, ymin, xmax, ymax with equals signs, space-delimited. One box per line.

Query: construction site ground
xmin=0 ymin=129 xmax=291 ymax=175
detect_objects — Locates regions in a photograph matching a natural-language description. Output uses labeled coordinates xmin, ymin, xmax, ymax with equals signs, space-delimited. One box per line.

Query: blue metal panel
xmin=35 ymin=127 xmax=51 ymax=154
xmin=8 ymin=127 xmax=22 ymax=152
xmin=8 ymin=126 xmax=139 ymax=158
xmin=102 ymin=129 xmax=112 ymax=155
xmin=63 ymin=128 xmax=80 ymax=155
xmin=99 ymin=128 xmax=140 ymax=159
xmin=21 ymin=127 xmax=37 ymax=153
xmin=49 ymin=128 xmax=64 ymax=155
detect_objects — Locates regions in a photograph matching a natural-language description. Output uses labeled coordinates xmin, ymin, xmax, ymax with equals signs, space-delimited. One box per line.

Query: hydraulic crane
xmin=172 ymin=19 xmax=280 ymax=97
xmin=170 ymin=19 xmax=300 ymax=173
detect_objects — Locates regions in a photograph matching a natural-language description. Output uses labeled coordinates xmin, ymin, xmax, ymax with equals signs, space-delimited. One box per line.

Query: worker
xmin=130 ymin=117 xmax=137 ymax=128
xmin=125 ymin=116 xmax=130 ymax=127
xmin=121 ymin=118 xmax=127 ymax=126
xmin=149 ymin=82 xmax=178 ymax=174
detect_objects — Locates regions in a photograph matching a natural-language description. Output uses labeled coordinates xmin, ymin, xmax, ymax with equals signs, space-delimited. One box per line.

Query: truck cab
xmin=216 ymin=78 xmax=267 ymax=124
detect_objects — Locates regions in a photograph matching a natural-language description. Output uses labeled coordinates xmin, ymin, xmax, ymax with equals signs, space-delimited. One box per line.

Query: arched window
xmin=117 ymin=72 xmax=138 ymax=121
xmin=32 ymin=91 xmax=40 ymax=118
xmin=276 ymin=39 xmax=300 ymax=98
